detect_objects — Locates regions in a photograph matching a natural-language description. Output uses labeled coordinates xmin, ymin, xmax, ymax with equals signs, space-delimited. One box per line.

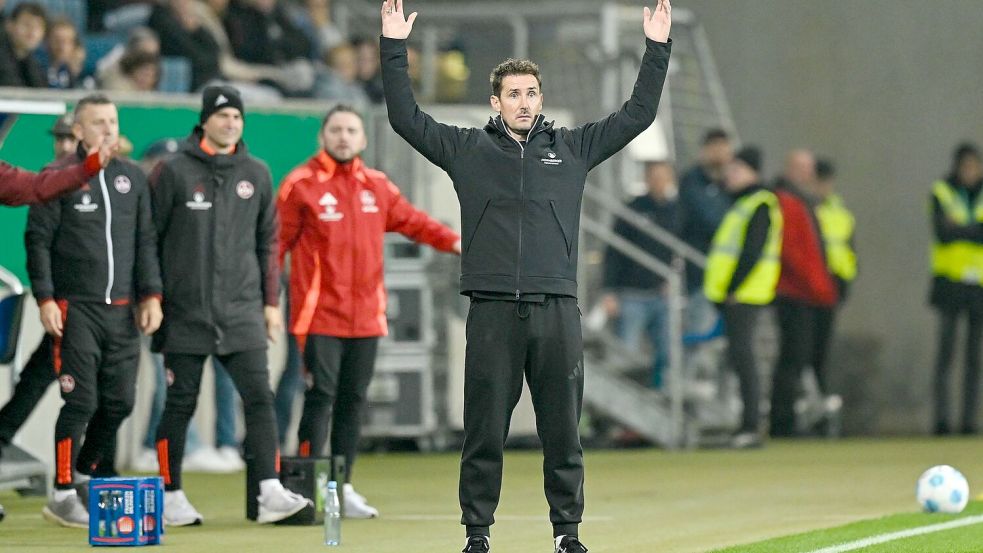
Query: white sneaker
xmin=256 ymin=483 xmax=312 ymax=524
xmin=163 ymin=490 xmax=203 ymax=526
xmin=216 ymin=446 xmax=246 ymax=471
xmin=130 ymin=448 xmax=159 ymax=472
xmin=42 ymin=491 xmax=89 ymax=528
xmin=183 ymin=447 xmax=233 ymax=473
xmin=343 ymin=483 xmax=379 ymax=519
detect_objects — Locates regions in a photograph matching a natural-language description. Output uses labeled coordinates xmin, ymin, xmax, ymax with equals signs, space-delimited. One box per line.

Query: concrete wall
xmin=682 ymin=0 xmax=983 ymax=432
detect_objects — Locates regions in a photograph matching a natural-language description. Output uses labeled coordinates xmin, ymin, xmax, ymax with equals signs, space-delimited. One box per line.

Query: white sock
xmin=164 ymin=489 xmax=184 ymax=500
xmin=53 ymin=488 xmax=75 ymax=501
xmin=259 ymin=478 xmax=283 ymax=496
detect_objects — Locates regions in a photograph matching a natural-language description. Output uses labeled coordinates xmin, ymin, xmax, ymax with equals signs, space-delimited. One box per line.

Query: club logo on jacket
xmin=186 ymin=186 xmax=213 ymax=211
xmin=59 ymin=374 xmax=75 ymax=393
xmin=541 ymin=150 xmax=563 ymax=166
xmin=114 ymin=175 xmax=131 ymax=194
xmin=318 ymin=192 xmax=343 ymax=221
xmin=74 ymin=192 xmax=98 ymax=213
xmin=236 ymin=180 xmax=254 ymax=199
xmin=360 ymin=190 xmax=379 ymax=213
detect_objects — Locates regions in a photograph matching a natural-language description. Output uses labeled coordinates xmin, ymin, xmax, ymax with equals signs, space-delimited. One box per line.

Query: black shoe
xmin=933 ymin=421 xmax=950 ymax=436
xmin=555 ymin=536 xmax=588 ymax=553
xmin=0 ymin=502 xmax=5 ymax=522
xmin=463 ymin=535 xmax=490 ymax=553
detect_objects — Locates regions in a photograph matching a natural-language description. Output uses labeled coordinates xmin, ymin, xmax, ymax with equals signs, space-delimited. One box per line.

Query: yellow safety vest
xmin=816 ymin=194 xmax=858 ymax=282
xmin=931 ymin=180 xmax=983 ymax=285
xmin=704 ymin=189 xmax=783 ymax=305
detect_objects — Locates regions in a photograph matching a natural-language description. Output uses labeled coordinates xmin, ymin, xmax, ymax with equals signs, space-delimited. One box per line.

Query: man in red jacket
xmin=771 ymin=149 xmax=838 ymax=437
xmin=278 ymin=104 xmax=460 ymax=518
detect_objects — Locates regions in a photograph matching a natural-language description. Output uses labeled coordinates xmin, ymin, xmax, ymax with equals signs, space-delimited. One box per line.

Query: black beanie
xmin=199 ymin=85 xmax=244 ymax=124
xmin=734 ymin=146 xmax=762 ymax=174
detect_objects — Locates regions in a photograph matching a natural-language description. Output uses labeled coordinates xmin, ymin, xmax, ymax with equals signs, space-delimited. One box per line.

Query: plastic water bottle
xmin=324 ymin=480 xmax=341 ymax=546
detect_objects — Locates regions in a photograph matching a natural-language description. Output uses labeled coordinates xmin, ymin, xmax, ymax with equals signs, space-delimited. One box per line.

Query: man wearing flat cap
xmin=704 ymin=146 xmax=783 ymax=449
xmin=149 ymin=85 xmax=311 ymax=526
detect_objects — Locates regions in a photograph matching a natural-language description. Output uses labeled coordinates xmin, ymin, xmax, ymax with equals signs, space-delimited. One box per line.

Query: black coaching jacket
xmin=149 ymin=130 xmax=278 ymax=355
xmin=381 ymin=36 xmax=671 ymax=298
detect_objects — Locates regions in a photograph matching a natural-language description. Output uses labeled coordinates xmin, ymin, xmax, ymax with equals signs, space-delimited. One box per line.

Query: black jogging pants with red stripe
xmin=53 ymin=300 xmax=139 ymax=489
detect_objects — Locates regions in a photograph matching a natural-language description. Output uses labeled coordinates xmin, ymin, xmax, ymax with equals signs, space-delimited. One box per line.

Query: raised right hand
xmin=39 ymin=300 xmax=63 ymax=337
xmin=87 ymin=136 xmax=119 ymax=169
xmin=381 ymin=0 xmax=417 ymax=39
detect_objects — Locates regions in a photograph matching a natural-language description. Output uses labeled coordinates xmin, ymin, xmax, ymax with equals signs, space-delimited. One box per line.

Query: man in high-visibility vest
xmin=812 ymin=159 xmax=857 ymax=396
xmin=929 ymin=142 xmax=983 ymax=435
xmin=704 ymin=146 xmax=783 ymax=448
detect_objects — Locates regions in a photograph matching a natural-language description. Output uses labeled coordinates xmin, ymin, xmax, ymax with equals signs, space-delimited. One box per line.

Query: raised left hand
xmin=643 ymin=0 xmax=672 ymax=43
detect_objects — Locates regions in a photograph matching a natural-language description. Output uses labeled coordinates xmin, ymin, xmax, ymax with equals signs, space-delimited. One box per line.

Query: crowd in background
xmin=0 ymin=0 xmax=469 ymax=105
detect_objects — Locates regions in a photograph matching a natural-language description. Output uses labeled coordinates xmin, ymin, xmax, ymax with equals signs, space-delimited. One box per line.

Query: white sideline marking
xmin=387 ymin=514 xmax=614 ymax=522
xmin=804 ymin=514 xmax=983 ymax=553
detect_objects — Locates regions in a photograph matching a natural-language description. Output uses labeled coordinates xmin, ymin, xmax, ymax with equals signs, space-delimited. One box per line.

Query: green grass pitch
xmin=1 ymin=438 xmax=981 ymax=552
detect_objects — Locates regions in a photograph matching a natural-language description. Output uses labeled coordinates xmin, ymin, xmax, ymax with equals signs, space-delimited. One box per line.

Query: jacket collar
xmin=182 ymin=127 xmax=247 ymax=166
xmin=313 ymin=150 xmax=368 ymax=184
xmin=485 ymin=114 xmax=553 ymax=141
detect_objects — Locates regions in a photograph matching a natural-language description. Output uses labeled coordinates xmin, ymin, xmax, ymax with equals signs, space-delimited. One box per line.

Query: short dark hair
xmin=702 ymin=128 xmax=730 ymax=145
xmin=321 ymin=104 xmax=362 ymax=128
xmin=10 ymin=2 xmax=47 ymax=23
xmin=73 ymin=94 xmax=114 ymax=119
xmin=120 ymin=51 xmax=159 ymax=77
xmin=816 ymin=158 xmax=836 ymax=180
xmin=490 ymin=58 xmax=541 ymax=96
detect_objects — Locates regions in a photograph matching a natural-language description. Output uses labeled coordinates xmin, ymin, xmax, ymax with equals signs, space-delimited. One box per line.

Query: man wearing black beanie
xmin=149 ymin=85 xmax=311 ymax=526
xmin=704 ymin=146 xmax=783 ymax=449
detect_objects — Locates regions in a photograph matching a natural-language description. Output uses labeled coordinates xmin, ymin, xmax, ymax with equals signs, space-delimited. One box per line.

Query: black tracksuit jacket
xmin=149 ymin=130 xmax=278 ymax=355
xmin=25 ymin=145 xmax=161 ymax=304
xmin=381 ymin=36 xmax=671 ymax=298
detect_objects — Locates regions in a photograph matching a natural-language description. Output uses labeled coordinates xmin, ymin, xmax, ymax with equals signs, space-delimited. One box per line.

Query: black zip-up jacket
xmin=381 ymin=36 xmax=671 ymax=298
xmin=149 ymin=130 xmax=278 ymax=355
xmin=25 ymin=144 xmax=161 ymax=305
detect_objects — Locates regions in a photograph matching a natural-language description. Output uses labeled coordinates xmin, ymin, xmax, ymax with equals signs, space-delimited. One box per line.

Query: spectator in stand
xmin=148 ymin=0 xmax=221 ymax=91
xmin=770 ymin=149 xmax=838 ymax=437
xmin=195 ymin=0 xmax=313 ymax=100
xmin=600 ymin=160 xmax=683 ymax=389
xmin=678 ymin=128 xmax=733 ymax=334
xmin=223 ymin=0 xmax=311 ymax=70
xmin=41 ymin=18 xmax=86 ymax=89
xmin=352 ymin=36 xmax=384 ymax=104
xmin=929 ymin=143 xmax=983 ymax=435
xmin=102 ymin=50 xmax=159 ymax=92
xmin=313 ymin=43 xmax=370 ymax=107
xmin=289 ymin=0 xmax=345 ymax=60
xmin=0 ymin=2 xmax=46 ymax=88
xmin=96 ymin=27 xmax=160 ymax=89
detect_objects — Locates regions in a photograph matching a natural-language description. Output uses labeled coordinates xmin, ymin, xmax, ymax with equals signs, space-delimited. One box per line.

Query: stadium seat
xmin=158 ymin=57 xmax=192 ymax=94
xmin=83 ymin=32 xmax=125 ymax=78
xmin=5 ymin=0 xmax=86 ymax=32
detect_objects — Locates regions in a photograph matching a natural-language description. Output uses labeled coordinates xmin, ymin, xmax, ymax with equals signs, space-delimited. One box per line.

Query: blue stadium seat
xmin=158 ymin=57 xmax=192 ymax=94
xmin=6 ymin=0 xmax=86 ymax=32
xmin=83 ymin=32 xmax=125 ymax=78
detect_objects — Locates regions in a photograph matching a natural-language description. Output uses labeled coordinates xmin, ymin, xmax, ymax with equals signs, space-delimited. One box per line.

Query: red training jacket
xmin=278 ymin=152 xmax=459 ymax=339
xmin=776 ymin=188 xmax=838 ymax=306
xmin=0 ymin=153 xmax=100 ymax=206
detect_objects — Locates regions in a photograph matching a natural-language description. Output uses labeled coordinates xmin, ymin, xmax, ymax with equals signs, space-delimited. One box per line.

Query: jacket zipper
xmin=97 ymin=169 xmax=114 ymax=304
xmin=499 ymin=116 xmax=543 ymax=299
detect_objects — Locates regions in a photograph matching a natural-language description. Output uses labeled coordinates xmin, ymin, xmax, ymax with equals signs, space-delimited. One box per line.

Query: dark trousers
xmin=156 ymin=349 xmax=277 ymax=491
xmin=296 ymin=335 xmax=378 ymax=482
xmin=934 ymin=307 xmax=983 ymax=433
xmin=0 ymin=336 xmax=56 ymax=445
xmin=771 ymin=299 xmax=816 ymax=437
xmin=460 ymin=297 xmax=584 ymax=539
xmin=53 ymin=301 xmax=139 ymax=489
xmin=722 ymin=303 xmax=764 ymax=434
xmin=812 ymin=306 xmax=837 ymax=394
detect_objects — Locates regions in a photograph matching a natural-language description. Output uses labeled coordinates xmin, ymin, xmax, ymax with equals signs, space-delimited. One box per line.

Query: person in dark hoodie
xmin=769 ymin=149 xmax=838 ymax=437
xmin=703 ymin=146 xmax=782 ymax=449
xmin=149 ymin=85 xmax=311 ymax=526
xmin=381 ymin=2 xmax=672 ymax=552
xmin=929 ymin=142 xmax=983 ymax=435
xmin=25 ymin=94 xmax=162 ymax=528
xmin=0 ymin=2 xmax=46 ymax=88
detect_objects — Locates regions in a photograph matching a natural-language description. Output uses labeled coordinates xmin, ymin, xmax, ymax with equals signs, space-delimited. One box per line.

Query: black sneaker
xmin=555 ymin=536 xmax=588 ymax=553
xmin=463 ymin=535 xmax=490 ymax=553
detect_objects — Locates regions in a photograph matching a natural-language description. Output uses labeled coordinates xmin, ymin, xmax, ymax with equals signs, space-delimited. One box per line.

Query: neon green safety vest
xmin=817 ymin=194 xmax=858 ymax=282
xmin=931 ymin=180 xmax=983 ymax=285
xmin=704 ymin=189 xmax=783 ymax=305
